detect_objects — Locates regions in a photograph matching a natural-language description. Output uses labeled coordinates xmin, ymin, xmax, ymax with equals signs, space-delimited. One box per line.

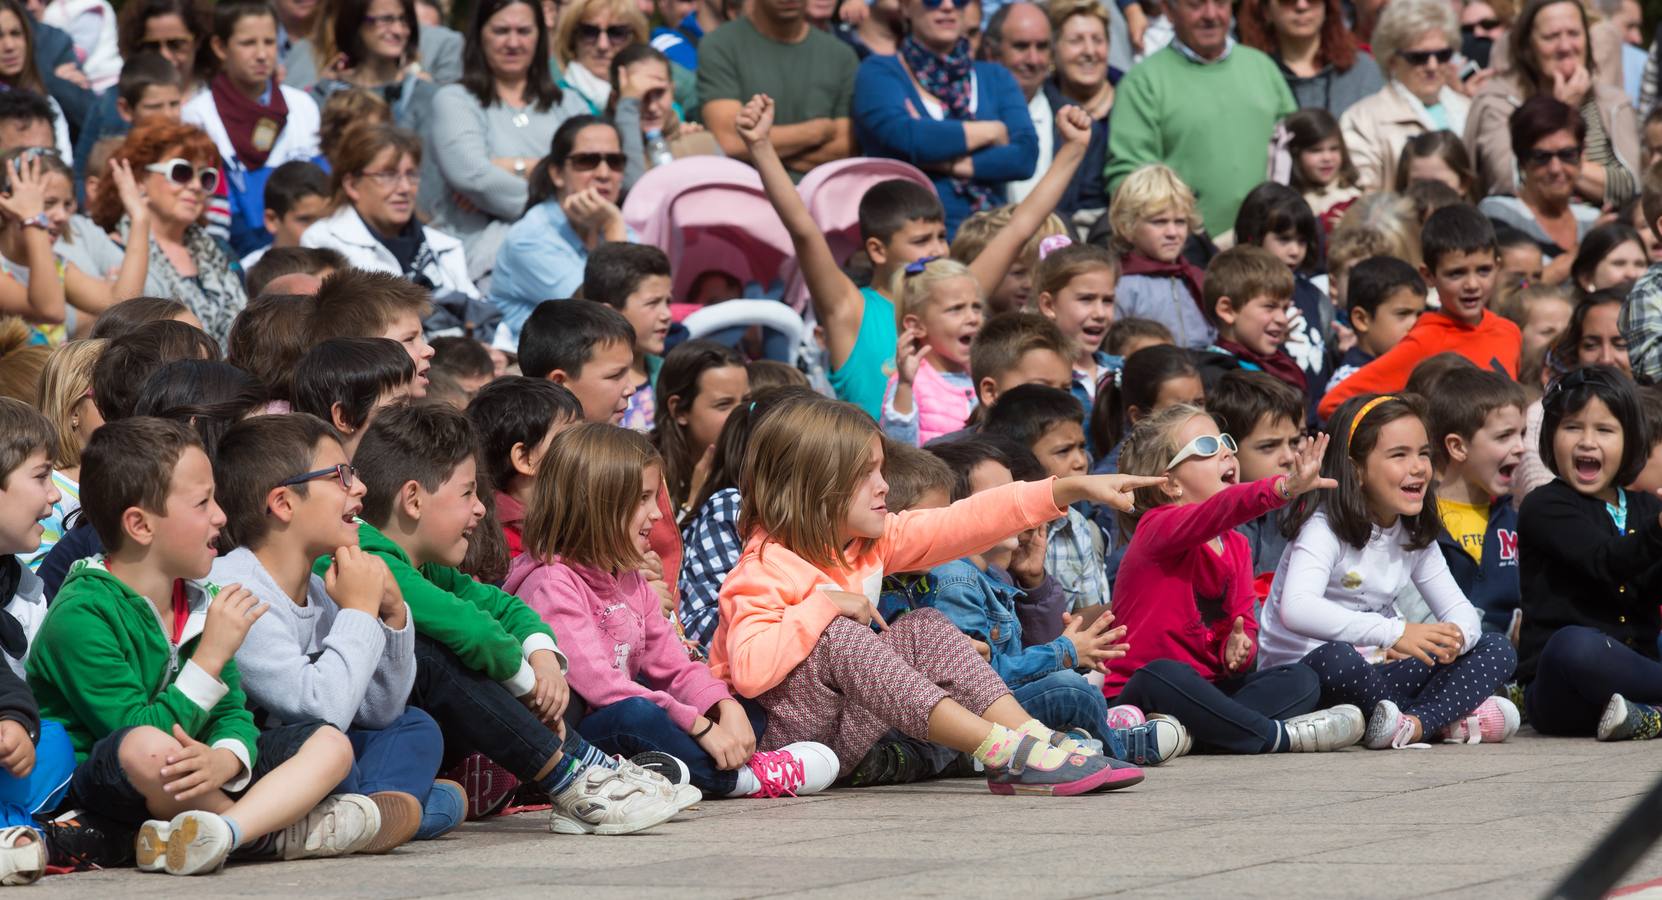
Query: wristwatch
xmin=20 ymin=213 xmax=48 ymax=231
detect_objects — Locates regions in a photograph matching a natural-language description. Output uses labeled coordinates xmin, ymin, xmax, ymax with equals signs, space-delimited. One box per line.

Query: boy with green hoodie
xmin=331 ymin=402 xmax=682 ymax=835
xmin=27 ymin=418 xmax=384 ymax=876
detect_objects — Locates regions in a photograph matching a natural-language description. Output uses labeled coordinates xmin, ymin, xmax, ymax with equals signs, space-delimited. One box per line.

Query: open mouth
xmin=1221 ymin=464 xmax=1238 ymax=485
xmin=1496 ymin=461 xmax=1517 ymax=485
xmin=1400 ymin=481 xmax=1426 ymax=500
xmin=1080 ymin=323 xmax=1106 ymax=343
xmin=1573 ymin=454 xmax=1603 ymax=481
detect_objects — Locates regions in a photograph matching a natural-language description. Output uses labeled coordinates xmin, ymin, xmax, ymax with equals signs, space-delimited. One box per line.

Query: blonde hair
xmin=1048 ymin=0 xmax=1110 ymax=36
xmin=1331 ymin=192 xmax=1421 ymax=268
xmin=1109 ymin=164 xmax=1201 ymax=251
xmin=740 ymin=397 xmax=882 ymax=570
xmin=522 ymin=422 xmax=662 ymax=572
xmin=951 ymin=207 xmax=1068 ymax=274
xmin=890 ymin=257 xmax=979 ymax=325
xmin=0 ymin=318 xmax=48 ymax=405
xmin=553 ymin=0 xmax=648 ymax=67
xmin=1370 ymin=0 xmax=1459 ymax=70
xmin=35 ymin=339 xmax=104 ymax=470
xmin=1116 ymin=402 xmax=1208 ymax=534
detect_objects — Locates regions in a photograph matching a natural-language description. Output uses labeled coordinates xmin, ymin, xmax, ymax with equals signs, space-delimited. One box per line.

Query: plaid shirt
xmin=1046 ymin=506 xmax=1110 ymax=611
xmin=1621 ymin=265 xmax=1662 ymax=383
xmin=678 ymin=487 xmax=743 ymax=650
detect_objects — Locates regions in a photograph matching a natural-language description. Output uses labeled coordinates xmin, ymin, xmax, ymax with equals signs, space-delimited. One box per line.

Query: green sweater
xmin=1105 ymin=44 xmax=1295 ymax=235
xmin=333 ymin=522 xmax=560 ymax=696
xmin=27 ymin=559 xmax=260 ymax=781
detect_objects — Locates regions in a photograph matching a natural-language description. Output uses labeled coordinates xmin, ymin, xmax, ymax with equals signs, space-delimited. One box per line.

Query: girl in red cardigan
xmin=1106 ymin=402 xmax=1366 ymax=754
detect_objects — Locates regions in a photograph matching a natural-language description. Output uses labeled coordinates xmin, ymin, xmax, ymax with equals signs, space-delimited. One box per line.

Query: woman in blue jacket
xmin=851 ymin=0 xmax=1036 ymax=236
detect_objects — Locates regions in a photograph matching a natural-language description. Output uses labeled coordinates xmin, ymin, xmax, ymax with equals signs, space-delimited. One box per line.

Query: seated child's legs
xmin=758 ymin=611 xmax=1011 ymax=776
xmin=578 ymin=696 xmax=768 ymax=795
xmin=1387 ymin=632 xmax=1516 ymax=734
xmin=0 ymin=720 xmax=73 ymax=828
xmin=1301 ymin=641 xmax=1419 ymax=712
xmin=1526 ymin=626 xmax=1662 ymax=735
xmin=338 ymin=708 xmax=445 ymax=801
xmin=1116 ymin=659 xmax=1320 ymax=754
xmin=1010 ymin=670 xmax=1110 ymax=742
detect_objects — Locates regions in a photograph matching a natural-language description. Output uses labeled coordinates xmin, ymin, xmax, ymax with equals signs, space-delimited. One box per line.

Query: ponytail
xmin=1088 ymin=344 xmax=1198 ymax=453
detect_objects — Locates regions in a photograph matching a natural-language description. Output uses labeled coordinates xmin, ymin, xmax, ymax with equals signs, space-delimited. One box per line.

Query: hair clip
xmin=1038 ymin=234 xmax=1073 ymax=260
xmin=1113 ymin=367 xmax=1123 ymax=388
xmin=904 ymin=256 xmax=939 ymax=277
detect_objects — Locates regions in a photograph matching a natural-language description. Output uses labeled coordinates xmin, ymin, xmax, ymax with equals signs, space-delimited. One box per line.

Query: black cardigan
xmin=1517 ymin=479 xmax=1662 ymax=684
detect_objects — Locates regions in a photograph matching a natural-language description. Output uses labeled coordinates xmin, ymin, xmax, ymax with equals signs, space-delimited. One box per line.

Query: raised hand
xmin=894 ymin=326 xmax=925 ymax=386
xmin=735 ymin=94 xmax=775 ymax=147
xmin=1075 ymin=473 xmax=1173 ymax=514
xmin=1056 ymin=105 xmax=1092 ymax=148
xmin=108 ymin=158 xmax=149 ymax=225
xmin=1280 ymin=433 xmax=1337 ymax=498
xmin=1062 ymin=609 xmax=1130 ymax=670
xmin=1009 ymin=526 xmax=1048 ymax=589
xmin=0 ymin=157 xmax=46 ymax=223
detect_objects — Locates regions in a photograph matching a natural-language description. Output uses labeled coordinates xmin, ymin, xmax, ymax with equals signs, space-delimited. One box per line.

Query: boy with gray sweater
xmin=210 ymin=414 xmax=464 ymax=848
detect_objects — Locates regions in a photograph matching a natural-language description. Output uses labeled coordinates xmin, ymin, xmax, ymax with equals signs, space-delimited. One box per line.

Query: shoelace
xmin=1390 ymin=716 xmax=1431 ymax=750
xmin=1447 ymin=715 xmax=1482 ymax=745
xmin=746 ymin=750 xmax=806 ymax=798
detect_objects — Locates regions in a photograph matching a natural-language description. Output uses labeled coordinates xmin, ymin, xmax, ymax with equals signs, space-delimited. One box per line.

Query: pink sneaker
xmin=443 ymin=753 xmax=520 ymax=819
xmin=1105 ymin=704 xmax=1146 ymax=730
xmin=1440 ymin=696 xmax=1520 ymax=744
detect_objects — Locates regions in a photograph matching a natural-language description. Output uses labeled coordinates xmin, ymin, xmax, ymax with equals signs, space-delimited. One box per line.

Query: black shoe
xmin=38 ymin=810 xmax=134 ymax=871
xmin=630 ymin=750 xmax=691 ymax=786
xmin=843 ymin=740 xmax=929 ymax=787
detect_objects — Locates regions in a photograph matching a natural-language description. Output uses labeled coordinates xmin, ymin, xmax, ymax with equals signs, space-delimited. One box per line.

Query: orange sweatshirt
xmin=1318 ymin=309 xmax=1521 ymax=420
xmin=707 ymin=478 xmax=1064 ymax=698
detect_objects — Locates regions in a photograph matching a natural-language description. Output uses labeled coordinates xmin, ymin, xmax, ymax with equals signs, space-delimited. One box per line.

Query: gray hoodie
xmin=213 ymin=547 xmax=416 ymax=732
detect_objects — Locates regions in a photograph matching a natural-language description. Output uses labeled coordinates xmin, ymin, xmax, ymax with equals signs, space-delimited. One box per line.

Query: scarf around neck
xmin=1121 ymin=250 xmax=1207 ymax=317
xmin=210 ymin=72 xmax=288 ymax=169
xmin=1215 ymin=338 xmax=1307 ymax=392
xmin=899 ymin=35 xmax=995 ymax=213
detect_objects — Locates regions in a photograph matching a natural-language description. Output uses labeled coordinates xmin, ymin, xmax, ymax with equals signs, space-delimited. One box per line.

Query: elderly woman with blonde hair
xmin=553 ymin=0 xmax=649 ymax=112
xmin=1339 ymin=0 xmax=1471 ymax=192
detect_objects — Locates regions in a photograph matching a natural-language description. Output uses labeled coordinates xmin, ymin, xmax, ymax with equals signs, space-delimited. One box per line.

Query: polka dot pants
xmin=1299 ymin=633 xmax=1518 ymax=735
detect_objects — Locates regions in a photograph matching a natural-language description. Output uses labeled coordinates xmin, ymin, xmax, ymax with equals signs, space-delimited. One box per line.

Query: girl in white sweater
xmin=1262 ymin=394 xmax=1519 ymax=749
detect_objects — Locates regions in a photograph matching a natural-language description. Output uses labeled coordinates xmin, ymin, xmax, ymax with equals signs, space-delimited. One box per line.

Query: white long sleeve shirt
xmin=1258 ymin=509 xmax=1482 ymax=668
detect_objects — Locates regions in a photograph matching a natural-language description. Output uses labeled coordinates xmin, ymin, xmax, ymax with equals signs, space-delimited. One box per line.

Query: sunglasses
xmin=565 ymin=151 xmax=625 ymax=171
xmin=1522 ymin=146 xmax=1581 ymax=167
xmin=1398 ymin=47 xmax=1455 ymax=66
xmin=917 ymin=0 xmax=961 ymax=9
xmin=1165 ymin=433 xmax=1237 ymax=471
xmin=139 ymin=37 xmax=193 ymax=55
xmin=145 ymin=158 xmax=219 ymax=194
xmin=278 ymin=464 xmax=357 ymax=491
xmin=576 ymin=23 xmax=635 ymax=44
xmin=1461 ymin=18 xmax=1502 ymax=32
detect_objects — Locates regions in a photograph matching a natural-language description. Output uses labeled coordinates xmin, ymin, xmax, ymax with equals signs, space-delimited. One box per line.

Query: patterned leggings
xmin=1300 ymin=633 xmax=1518 ymax=735
xmin=758 ymin=608 xmax=1012 ymax=777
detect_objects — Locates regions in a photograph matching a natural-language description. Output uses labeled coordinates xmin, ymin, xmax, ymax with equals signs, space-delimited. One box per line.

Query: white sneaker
xmin=135 ymin=811 xmax=233 ymax=876
xmin=273 ymin=794 xmax=382 ymax=860
xmin=1148 ymin=714 xmax=1193 ymax=758
xmin=1283 ymin=704 xmax=1365 ymax=752
xmin=549 ymin=764 xmax=679 ymax=835
xmin=0 ymin=826 xmax=42 ymax=885
xmin=737 ymin=742 xmax=839 ymax=797
xmin=1363 ymin=700 xmax=1430 ymax=750
xmin=616 ymin=755 xmax=701 ymax=812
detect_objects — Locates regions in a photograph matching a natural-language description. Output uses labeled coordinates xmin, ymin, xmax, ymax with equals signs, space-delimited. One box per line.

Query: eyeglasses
xmin=1460 ymin=18 xmax=1502 ymax=33
xmin=363 ymin=12 xmax=408 ymax=29
xmin=1398 ymin=47 xmax=1455 ymax=66
xmin=139 ymin=37 xmax=194 ymax=55
xmin=1165 ymin=433 xmax=1237 ymax=471
xmin=576 ymin=23 xmax=635 ymax=44
xmin=278 ymin=464 xmax=356 ymax=491
xmin=1522 ymin=146 xmax=1581 ymax=167
xmin=144 ymin=158 xmax=219 ymax=193
xmin=917 ymin=0 xmax=960 ymax=9
xmin=564 ymin=152 xmax=625 ymax=171
xmin=356 ymin=169 xmax=421 ymax=187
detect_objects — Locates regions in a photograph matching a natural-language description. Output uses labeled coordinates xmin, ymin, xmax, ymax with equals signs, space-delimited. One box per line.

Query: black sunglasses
xmin=576 ymin=23 xmax=635 ymax=43
xmin=1399 ymin=47 xmax=1455 ymax=66
xmin=278 ymin=464 xmax=356 ymax=491
xmin=1460 ymin=18 xmax=1502 ymax=32
xmin=1522 ymin=146 xmax=1581 ymax=167
xmin=565 ymin=151 xmax=625 ymax=171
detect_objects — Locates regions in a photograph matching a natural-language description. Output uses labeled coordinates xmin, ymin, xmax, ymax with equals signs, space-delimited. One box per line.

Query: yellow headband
xmin=1348 ymin=395 xmax=1397 ymax=442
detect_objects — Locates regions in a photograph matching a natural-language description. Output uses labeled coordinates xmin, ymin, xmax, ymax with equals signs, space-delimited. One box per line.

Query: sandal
xmin=0 ymin=825 xmax=45 ymax=885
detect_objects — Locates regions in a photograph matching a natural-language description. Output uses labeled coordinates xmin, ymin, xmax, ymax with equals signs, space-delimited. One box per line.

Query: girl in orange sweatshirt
xmin=707 ymin=396 xmax=1168 ymax=796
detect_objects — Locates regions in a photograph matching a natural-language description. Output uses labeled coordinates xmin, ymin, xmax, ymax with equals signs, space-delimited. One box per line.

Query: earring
xmin=1174 ymin=487 xmax=1183 ymax=497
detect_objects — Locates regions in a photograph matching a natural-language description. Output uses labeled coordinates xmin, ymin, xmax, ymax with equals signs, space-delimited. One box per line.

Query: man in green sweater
xmin=1104 ymin=0 xmax=1295 ymax=235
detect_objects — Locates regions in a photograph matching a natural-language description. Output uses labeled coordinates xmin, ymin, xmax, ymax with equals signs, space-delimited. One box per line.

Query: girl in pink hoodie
xmin=505 ymin=423 xmax=840 ymax=800
xmin=711 ymin=396 xmax=1169 ymax=796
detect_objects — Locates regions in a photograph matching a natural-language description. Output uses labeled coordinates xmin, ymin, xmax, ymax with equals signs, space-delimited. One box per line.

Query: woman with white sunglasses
xmin=89 ymin=120 xmax=246 ymax=346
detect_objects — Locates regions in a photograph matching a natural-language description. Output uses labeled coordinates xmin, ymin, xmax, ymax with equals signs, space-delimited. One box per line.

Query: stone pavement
xmin=31 ymin=732 xmax=1662 ymax=899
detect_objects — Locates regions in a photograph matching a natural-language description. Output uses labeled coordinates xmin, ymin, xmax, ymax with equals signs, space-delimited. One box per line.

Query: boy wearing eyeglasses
xmin=209 ymin=414 xmax=457 ymax=853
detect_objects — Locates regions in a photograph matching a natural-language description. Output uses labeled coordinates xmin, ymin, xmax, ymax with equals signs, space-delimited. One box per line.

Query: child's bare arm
xmin=737 ymin=94 xmax=866 ymax=370
xmin=966 ymin=106 xmax=1093 ymax=299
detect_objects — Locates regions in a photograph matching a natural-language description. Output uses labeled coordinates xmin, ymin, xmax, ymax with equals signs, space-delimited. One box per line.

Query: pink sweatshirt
xmin=505 ymin=554 xmax=731 ymax=731
xmin=1105 ymin=478 xmax=1287 ymax=696
xmin=708 ymin=479 xmax=1064 ymax=698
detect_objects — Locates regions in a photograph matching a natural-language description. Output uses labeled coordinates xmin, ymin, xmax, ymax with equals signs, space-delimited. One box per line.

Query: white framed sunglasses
xmin=144 ymin=157 xmax=219 ymax=194
xmin=1165 ymin=433 xmax=1237 ymax=471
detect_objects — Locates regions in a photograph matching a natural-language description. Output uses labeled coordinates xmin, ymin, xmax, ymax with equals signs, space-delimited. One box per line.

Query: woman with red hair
xmin=1238 ymin=0 xmax=1383 ymax=118
xmin=92 ymin=120 xmax=247 ymax=345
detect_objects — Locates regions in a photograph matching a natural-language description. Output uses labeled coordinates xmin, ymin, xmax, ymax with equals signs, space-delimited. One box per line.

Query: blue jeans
xmin=576 ymin=697 xmax=767 ymax=796
xmin=1526 ymin=625 xmax=1662 ymax=735
xmin=337 ymin=707 xmax=444 ymax=801
xmin=1114 ymin=659 xmax=1321 ymax=754
xmin=1011 ymin=670 xmax=1109 ymax=741
xmin=0 ymin=720 xmax=71 ymax=829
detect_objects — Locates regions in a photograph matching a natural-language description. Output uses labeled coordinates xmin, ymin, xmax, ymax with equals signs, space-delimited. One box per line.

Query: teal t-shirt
xmin=827 ymin=287 xmax=896 ymax=419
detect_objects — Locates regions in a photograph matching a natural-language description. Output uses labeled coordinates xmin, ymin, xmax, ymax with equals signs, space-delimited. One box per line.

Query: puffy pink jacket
xmin=890 ymin=358 xmax=975 ymax=445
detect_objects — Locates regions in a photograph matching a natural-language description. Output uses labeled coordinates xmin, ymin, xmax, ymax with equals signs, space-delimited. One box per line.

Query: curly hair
xmin=90 ymin=120 xmax=221 ymax=230
xmin=1238 ymin=0 xmax=1359 ymax=72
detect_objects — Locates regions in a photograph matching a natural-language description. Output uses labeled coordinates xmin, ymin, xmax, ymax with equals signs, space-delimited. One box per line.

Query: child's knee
xmin=1471 ymin=631 xmax=1518 ymax=667
xmin=304 ymin=726 xmax=356 ymax=779
xmin=610 ymin=696 xmax=674 ymax=726
xmin=1301 ymin=641 xmax=1363 ymax=672
xmin=117 ymin=726 xmax=181 ymax=787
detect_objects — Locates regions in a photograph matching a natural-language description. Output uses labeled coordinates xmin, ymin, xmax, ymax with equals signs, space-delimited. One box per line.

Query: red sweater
xmin=1104 ymin=478 xmax=1287 ymax=696
xmin=1318 ymin=309 xmax=1521 ymax=420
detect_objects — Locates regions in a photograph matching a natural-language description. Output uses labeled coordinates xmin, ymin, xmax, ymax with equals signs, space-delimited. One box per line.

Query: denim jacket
xmin=880 ymin=559 xmax=1077 ymax=688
